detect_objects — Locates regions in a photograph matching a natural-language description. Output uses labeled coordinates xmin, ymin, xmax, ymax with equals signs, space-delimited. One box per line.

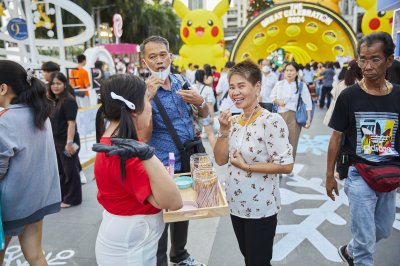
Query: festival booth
xmin=103 ymin=43 xmax=140 ymax=73
xmin=229 ymin=2 xmax=357 ymax=65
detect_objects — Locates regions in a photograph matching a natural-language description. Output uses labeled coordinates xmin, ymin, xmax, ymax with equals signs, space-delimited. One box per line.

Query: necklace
xmin=360 ymin=79 xmax=392 ymax=95
xmin=241 ymin=105 xmax=260 ymax=122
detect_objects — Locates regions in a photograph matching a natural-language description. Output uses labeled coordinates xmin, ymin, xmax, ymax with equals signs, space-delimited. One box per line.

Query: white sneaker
xmin=80 ymin=171 xmax=87 ymax=184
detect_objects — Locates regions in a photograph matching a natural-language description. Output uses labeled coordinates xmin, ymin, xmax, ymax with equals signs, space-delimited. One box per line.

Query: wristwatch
xmin=217 ymin=131 xmax=229 ymax=138
xmin=199 ymin=99 xmax=207 ymax=109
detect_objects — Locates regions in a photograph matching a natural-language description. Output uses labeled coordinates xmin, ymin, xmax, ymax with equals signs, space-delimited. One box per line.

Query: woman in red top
xmin=92 ymin=74 xmax=182 ymax=266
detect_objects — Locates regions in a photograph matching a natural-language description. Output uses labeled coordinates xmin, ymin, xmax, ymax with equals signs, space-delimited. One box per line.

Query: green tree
xmin=66 ymin=0 xmax=181 ymax=53
xmin=248 ymin=0 xmax=274 ymax=20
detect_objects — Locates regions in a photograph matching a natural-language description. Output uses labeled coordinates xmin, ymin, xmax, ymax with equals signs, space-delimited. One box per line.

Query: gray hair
xmin=140 ymin=36 xmax=169 ymax=57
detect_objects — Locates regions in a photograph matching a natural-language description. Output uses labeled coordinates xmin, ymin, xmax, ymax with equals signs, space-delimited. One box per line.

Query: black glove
xmin=92 ymin=138 xmax=154 ymax=161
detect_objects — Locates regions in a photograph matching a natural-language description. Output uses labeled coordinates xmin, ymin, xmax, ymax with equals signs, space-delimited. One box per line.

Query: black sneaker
xmin=338 ymin=245 xmax=354 ymax=266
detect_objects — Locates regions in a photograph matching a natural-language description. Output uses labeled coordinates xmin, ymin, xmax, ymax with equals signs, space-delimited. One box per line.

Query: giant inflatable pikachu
xmin=173 ymin=0 xmax=229 ymax=70
xmin=356 ymin=0 xmax=393 ymax=35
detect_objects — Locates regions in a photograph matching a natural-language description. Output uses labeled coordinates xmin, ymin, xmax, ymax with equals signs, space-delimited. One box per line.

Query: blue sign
xmin=7 ymin=18 xmax=28 ymax=41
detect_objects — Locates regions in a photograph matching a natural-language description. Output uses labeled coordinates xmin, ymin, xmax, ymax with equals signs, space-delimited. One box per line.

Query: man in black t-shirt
xmin=326 ymin=32 xmax=400 ymax=266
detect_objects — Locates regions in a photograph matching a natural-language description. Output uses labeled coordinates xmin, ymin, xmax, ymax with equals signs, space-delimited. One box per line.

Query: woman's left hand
xmin=230 ymin=150 xmax=246 ymax=170
xmin=65 ymin=143 xmax=76 ymax=156
xmin=304 ymin=119 xmax=311 ymax=129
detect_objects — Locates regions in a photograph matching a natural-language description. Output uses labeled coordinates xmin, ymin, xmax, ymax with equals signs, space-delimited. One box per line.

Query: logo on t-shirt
xmin=359 ymin=117 xmax=398 ymax=157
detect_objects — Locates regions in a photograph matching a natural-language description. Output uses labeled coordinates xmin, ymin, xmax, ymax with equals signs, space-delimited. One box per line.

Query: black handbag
xmin=153 ymin=95 xmax=205 ymax=173
xmin=336 ymin=136 xmax=349 ymax=180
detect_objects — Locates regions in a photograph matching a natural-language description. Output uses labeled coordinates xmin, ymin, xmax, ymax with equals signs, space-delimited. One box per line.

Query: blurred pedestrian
xmin=70 ymin=54 xmax=91 ymax=107
xmin=48 ymin=72 xmax=82 ymax=208
xmin=259 ymin=59 xmax=277 ymax=111
xmin=270 ymin=62 xmax=313 ymax=162
xmin=0 ymin=60 xmax=61 ymax=265
xmin=319 ymin=62 xmax=335 ymax=109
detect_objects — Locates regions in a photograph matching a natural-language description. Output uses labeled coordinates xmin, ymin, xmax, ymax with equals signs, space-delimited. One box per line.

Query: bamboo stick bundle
xmin=193 ymin=168 xmax=219 ymax=208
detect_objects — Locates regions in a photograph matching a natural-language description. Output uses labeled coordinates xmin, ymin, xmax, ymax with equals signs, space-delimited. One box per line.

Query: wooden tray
xmin=163 ymin=173 xmax=229 ymax=223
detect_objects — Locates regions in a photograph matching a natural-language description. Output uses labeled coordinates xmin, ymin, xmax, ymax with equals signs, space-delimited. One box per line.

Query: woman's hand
xmin=218 ymin=109 xmax=231 ymax=133
xmin=304 ymin=119 xmax=311 ymax=129
xmin=275 ymin=99 xmax=285 ymax=107
xmin=65 ymin=143 xmax=76 ymax=157
xmin=230 ymin=150 xmax=247 ymax=170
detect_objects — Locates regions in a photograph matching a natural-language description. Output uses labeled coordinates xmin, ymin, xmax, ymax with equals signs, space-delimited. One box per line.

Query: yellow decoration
xmin=305 ymin=22 xmax=319 ymax=33
xmin=274 ymin=0 xmax=341 ymax=14
xmin=267 ymin=26 xmax=280 ymax=36
xmin=230 ymin=3 xmax=357 ymax=66
xmin=356 ymin=0 xmax=393 ymax=34
xmin=35 ymin=4 xmax=54 ymax=30
xmin=173 ymin=0 xmax=229 ymax=70
xmin=0 ymin=4 xmax=5 ymax=16
xmin=253 ymin=32 xmax=267 ymax=46
xmin=286 ymin=25 xmax=301 ymax=37
xmin=322 ymin=30 xmax=337 ymax=44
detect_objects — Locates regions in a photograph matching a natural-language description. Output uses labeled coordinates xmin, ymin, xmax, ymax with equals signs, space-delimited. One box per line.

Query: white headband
xmin=111 ymin=92 xmax=136 ymax=110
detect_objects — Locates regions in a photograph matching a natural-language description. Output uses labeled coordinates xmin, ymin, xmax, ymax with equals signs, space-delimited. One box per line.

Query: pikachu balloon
xmin=356 ymin=0 xmax=393 ymax=34
xmin=173 ymin=0 xmax=229 ymax=70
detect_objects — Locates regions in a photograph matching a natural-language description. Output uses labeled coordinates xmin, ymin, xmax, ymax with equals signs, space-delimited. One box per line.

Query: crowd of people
xmin=0 ymin=31 xmax=399 ymax=266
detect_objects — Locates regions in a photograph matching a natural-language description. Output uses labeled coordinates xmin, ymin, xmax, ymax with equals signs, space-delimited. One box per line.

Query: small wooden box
xmin=163 ymin=173 xmax=229 ymax=223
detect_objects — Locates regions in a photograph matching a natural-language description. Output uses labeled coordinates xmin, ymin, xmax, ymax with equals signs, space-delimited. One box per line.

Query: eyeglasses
xmin=357 ymin=57 xmax=384 ymax=68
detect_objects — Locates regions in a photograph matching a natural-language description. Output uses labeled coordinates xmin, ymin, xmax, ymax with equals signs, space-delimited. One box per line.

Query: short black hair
xmin=41 ymin=61 xmax=60 ymax=72
xmin=357 ymin=32 xmax=395 ymax=59
xmin=257 ymin=58 xmax=264 ymax=65
xmin=77 ymin=54 xmax=86 ymax=63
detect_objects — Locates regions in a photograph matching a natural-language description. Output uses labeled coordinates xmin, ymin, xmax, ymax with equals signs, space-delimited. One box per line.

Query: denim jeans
xmin=344 ymin=166 xmax=396 ymax=266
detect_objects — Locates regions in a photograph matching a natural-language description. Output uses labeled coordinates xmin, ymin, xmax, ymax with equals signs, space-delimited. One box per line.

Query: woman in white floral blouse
xmin=214 ymin=60 xmax=294 ymax=266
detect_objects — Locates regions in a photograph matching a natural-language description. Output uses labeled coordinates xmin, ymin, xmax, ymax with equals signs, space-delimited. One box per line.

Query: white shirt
xmin=194 ymin=83 xmax=215 ymax=105
xmin=216 ymin=73 xmax=242 ymax=114
xmin=226 ymin=110 xmax=293 ymax=218
xmin=260 ymin=72 xmax=277 ymax=103
xmin=270 ymin=80 xmax=313 ymax=113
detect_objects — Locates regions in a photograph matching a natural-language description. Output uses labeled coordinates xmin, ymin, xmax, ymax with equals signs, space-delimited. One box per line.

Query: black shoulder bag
xmin=153 ymin=95 xmax=205 ymax=173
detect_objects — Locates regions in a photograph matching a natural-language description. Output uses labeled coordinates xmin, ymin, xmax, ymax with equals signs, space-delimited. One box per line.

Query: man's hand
xmin=176 ymin=89 xmax=203 ymax=106
xmin=326 ymin=173 xmax=339 ymax=201
xmin=275 ymin=99 xmax=286 ymax=107
xmin=92 ymin=138 xmax=154 ymax=161
xmin=145 ymin=76 xmax=164 ymax=100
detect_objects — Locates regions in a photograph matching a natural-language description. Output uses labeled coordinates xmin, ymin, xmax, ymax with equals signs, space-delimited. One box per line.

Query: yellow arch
xmin=230 ymin=2 xmax=357 ymax=64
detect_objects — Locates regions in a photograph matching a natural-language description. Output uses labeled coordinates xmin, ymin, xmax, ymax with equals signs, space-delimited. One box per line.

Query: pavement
xmin=4 ymin=108 xmax=400 ymax=266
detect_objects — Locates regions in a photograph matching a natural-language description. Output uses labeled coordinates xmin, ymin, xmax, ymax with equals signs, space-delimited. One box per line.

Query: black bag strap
xmin=221 ymin=90 xmax=229 ymax=101
xmin=200 ymin=85 xmax=206 ymax=95
xmin=153 ymin=94 xmax=185 ymax=152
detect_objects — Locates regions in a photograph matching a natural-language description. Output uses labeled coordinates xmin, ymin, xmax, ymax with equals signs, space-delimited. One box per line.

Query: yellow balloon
xmin=356 ymin=0 xmax=393 ymax=35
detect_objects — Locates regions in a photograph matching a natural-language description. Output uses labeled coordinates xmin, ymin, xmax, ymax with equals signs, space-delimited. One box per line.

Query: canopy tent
xmin=377 ymin=0 xmax=400 ymax=11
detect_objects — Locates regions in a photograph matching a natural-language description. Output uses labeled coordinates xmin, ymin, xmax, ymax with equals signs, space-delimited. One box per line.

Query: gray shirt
xmin=321 ymin=69 xmax=335 ymax=87
xmin=0 ymin=104 xmax=61 ymax=230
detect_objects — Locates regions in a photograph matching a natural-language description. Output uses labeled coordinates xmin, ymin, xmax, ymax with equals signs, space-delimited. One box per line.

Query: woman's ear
xmin=0 ymin=84 xmax=9 ymax=96
xmin=255 ymin=81 xmax=261 ymax=95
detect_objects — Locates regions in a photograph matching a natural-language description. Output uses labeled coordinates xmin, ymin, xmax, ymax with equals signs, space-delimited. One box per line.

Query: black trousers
xmin=157 ymin=221 xmax=190 ymax=265
xmin=259 ymin=102 xmax=273 ymax=112
xmin=319 ymin=86 xmax=333 ymax=108
xmin=54 ymin=139 xmax=82 ymax=206
xmin=231 ymin=214 xmax=278 ymax=266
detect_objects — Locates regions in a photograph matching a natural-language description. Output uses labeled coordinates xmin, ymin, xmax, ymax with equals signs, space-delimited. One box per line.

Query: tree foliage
xmin=248 ymin=0 xmax=274 ymax=20
xmin=66 ymin=0 xmax=182 ymax=53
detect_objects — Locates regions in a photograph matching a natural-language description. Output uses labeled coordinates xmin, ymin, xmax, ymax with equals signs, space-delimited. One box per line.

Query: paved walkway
xmin=4 ymin=108 xmax=400 ymax=266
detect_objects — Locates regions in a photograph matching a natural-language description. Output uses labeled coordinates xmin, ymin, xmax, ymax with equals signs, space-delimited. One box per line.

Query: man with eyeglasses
xmin=325 ymin=32 xmax=400 ymax=266
xmin=140 ymin=36 xmax=208 ymax=266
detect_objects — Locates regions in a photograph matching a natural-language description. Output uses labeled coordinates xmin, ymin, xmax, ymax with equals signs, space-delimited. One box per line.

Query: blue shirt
xmin=149 ymin=74 xmax=194 ymax=171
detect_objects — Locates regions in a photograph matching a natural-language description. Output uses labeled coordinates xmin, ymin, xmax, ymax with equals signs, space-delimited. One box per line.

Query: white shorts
xmin=96 ymin=210 xmax=165 ymax=266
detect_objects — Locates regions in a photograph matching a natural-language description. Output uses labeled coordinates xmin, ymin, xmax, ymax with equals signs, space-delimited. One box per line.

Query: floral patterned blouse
xmin=226 ymin=109 xmax=293 ymax=218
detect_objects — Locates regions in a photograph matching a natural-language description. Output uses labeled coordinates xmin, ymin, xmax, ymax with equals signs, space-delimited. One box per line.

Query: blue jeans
xmin=344 ymin=166 xmax=396 ymax=266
